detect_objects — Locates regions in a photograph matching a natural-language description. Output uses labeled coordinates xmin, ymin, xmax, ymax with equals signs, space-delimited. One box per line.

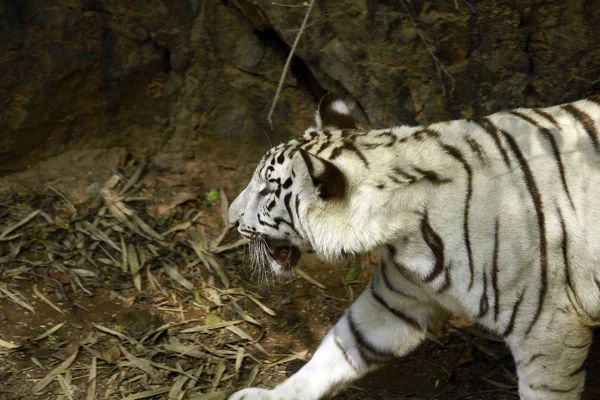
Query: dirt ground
xmin=1 ymin=155 xmax=600 ymax=400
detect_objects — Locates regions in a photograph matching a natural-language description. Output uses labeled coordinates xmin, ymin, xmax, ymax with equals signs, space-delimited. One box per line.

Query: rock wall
xmin=1 ymin=0 xmax=600 ymax=178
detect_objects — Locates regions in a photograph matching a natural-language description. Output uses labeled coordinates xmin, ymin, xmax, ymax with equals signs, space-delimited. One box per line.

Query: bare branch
xmin=271 ymin=1 xmax=310 ymax=7
xmin=267 ymin=0 xmax=317 ymax=129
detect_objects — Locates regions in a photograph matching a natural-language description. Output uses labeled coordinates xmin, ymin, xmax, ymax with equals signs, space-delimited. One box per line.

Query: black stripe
xmin=302 ymin=132 xmax=319 ymax=152
xmin=465 ymin=136 xmax=487 ymax=164
xmin=421 ymin=212 xmax=446 ymax=283
xmin=284 ymin=192 xmax=294 ymax=227
xmin=297 ymin=137 xmax=309 ymax=146
xmin=518 ymin=352 xmax=546 ymax=367
xmin=477 ymin=267 xmax=489 ymax=318
xmin=274 ymin=217 xmax=299 ymax=234
xmin=413 ymin=167 xmax=451 ymax=184
xmin=379 ymin=260 xmax=418 ymax=300
xmin=329 ymin=146 xmax=343 ymax=159
xmin=333 ymin=334 xmax=357 ymax=371
xmin=594 ymin=276 xmax=600 ymax=295
xmin=315 ymin=141 xmax=333 ymax=155
xmin=508 ymin=110 xmax=541 ymax=127
xmin=558 ymin=208 xmax=578 ymax=303
xmin=285 ymin=144 xmax=298 ymax=159
xmin=492 ymin=219 xmax=501 ymax=322
xmin=500 ymin=129 xmax=548 ymax=335
xmin=529 ymin=384 xmax=577 ymax=394
xmin=386 ymin=245 xmax=419 ymax=284
xmin=439 ymin=144 xmax=474 ymax=289
xmin=392 ymin=167 xmax=418 ymax=183
xmin=387 ymin=244 xmax=397 ymax=258
xmin=562 ymin=104 xmax=600 ymax=152
xmin=568 ymin=361 xmax=586 ymax=377
xmin=533 ymin=108 xmax=561 ymax=131
xmin=588 ymin=95 xmax=600 ymax=107
xmin=313 ymin=130 xmax=332 ymax=155
xmin=330 ymin=141 xmax=370 ymax=168
xmin=435 ymin=269 xmax=452 ymax=294
xmin=565 ymin=290 xmax=584 ymax=318
xmin=303 ymin=141 xmax=317 ymax=152
xmin=388 ymin=174 xmax=411 ymax=185
xmin=538 ymin=128 xmax=574 ymax=208
xmin=472 ymin=118 xmax=512 ymax=167
xmin=376 ymin=130 xmax=394 ymax=138
xmin=510 ymin=111 xmax=574 ymax=208
xmin=257 ymin=214 xmax=299 ymax=235
xmin=294 ymin=194 xmax=301 ymax=222
xmin=369 ymin=131 xmax=396 ymax=147
xmin=564 ymin=341 xmax=592 ymax=349
xmin=347 ymin=311 xmax=395 ymax=363
xmin=260 ymin=164 xmax=275 ymax=180
xmin=274 ymin=182 xmax=282 ymax=197
xmin=413 ymin=128 xmax=440 ymax=141
xmin=383 ymin=131 xmax=398 ymax=147
xmin=502 ymin=290 xmax=525 ymax=337
xmin=370 ymin=284 xmax=423 ymax=330
xmin=345 ymin=141 xmax=370 ymax=168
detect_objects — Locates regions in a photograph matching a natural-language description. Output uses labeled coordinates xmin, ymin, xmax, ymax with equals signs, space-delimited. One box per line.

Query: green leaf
xmin=345 ymin=267 xmax=358 ymax=282
xmin=156 ymin=216 xmax=170 ymax=234
xmin=192 ymin=288 xmax=202 ymax=305
xmin=51 ymin=369 xmax=68 ymax=375
xmin=202 ymin=188 xmax=219 ymax=207
xmin=204 ymin=312 xmax=222 ymax=325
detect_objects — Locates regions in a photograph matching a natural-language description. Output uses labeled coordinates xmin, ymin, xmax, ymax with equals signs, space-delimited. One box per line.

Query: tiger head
xmin=228 ymin=93 xmax=429 ymax=276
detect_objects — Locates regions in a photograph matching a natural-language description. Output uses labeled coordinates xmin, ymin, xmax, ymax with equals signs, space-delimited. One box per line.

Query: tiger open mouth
xmin=269 ymin=240 xmax=302 ymax=270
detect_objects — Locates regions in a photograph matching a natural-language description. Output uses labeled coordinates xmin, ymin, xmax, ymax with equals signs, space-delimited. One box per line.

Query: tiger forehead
xmin=258 ymin=143 xmax=300 ymax=179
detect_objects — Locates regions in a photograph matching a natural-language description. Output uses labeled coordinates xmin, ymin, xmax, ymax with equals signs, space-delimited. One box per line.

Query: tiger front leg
xmin=507 ymin=312 xmax=592 ymax=400
xmin=229 ymin=279 xmax=445 ymax=400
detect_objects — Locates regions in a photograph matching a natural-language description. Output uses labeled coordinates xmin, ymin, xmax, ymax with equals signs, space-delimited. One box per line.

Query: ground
xmin=1 ymin=157 xmax=600 ymax=400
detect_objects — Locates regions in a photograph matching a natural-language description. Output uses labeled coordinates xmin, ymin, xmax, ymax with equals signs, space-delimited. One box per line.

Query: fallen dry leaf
xmin=100 ymin=346 xmax=121 ymax=364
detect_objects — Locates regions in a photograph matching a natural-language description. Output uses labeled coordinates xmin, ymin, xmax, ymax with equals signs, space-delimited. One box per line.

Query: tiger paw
xmin=228 ymin=388 xmax=275 ymax=400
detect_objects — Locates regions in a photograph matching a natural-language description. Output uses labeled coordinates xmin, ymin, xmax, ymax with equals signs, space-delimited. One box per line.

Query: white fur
xmin=331 ymin=99 xmax=350 ymax=115
xmin=228 ymin=97 xmax=600 ymax=400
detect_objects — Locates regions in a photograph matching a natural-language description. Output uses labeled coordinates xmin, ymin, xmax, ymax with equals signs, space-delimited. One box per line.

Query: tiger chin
xmin=228 ymin=92 xmax=600 ymax=400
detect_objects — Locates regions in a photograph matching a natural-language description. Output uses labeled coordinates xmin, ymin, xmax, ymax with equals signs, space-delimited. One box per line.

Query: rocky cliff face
xmin=1 ymin=0 xmax=599 ymax=180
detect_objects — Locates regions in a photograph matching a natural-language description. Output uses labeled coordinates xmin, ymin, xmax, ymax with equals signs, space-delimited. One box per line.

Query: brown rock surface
xmin=1 ymin=0 xmax=599 ymax=189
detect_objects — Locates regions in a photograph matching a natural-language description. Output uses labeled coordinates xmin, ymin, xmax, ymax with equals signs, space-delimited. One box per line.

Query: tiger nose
xmin=228 ymin=195 xmax=244 ymax=225
xmin=228 ymin=209 xmax=240 ymax=226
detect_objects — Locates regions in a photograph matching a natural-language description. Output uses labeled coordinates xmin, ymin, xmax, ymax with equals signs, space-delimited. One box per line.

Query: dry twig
xmin=267 ymin=0 xmax=317 ymax=128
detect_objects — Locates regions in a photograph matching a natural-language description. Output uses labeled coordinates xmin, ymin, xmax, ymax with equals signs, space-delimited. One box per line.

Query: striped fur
xmin=228 ymin=94 xmax=600 ymax=400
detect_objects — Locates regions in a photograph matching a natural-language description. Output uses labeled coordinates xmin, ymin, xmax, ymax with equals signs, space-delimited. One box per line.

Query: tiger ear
xmin=298 ymin=148 xmax=347 ymax=200
xmin=315 ymin=92 xmax=357 ymax=130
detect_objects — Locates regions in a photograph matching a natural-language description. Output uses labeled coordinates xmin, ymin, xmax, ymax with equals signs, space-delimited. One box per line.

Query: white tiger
xmin=227 ymin=93 xmax=600 ymax=399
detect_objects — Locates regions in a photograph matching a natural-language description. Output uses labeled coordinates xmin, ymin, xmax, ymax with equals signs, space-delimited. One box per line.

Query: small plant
xmin=202 ymin=188 xmax=219 ymax=207
xmin=156 ymin=216 xmax=169 ymax=233
xmin=344 ymin=267 xmax=358 ymax=282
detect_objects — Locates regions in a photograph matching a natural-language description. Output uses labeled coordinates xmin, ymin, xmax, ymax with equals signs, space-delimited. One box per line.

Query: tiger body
xmin=228 ymin=94 xmax=600 ymax=400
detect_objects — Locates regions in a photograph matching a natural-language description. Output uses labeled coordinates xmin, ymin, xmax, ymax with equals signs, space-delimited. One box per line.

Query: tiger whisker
xmin=244 ymin=234 xmax=295 ymax=287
